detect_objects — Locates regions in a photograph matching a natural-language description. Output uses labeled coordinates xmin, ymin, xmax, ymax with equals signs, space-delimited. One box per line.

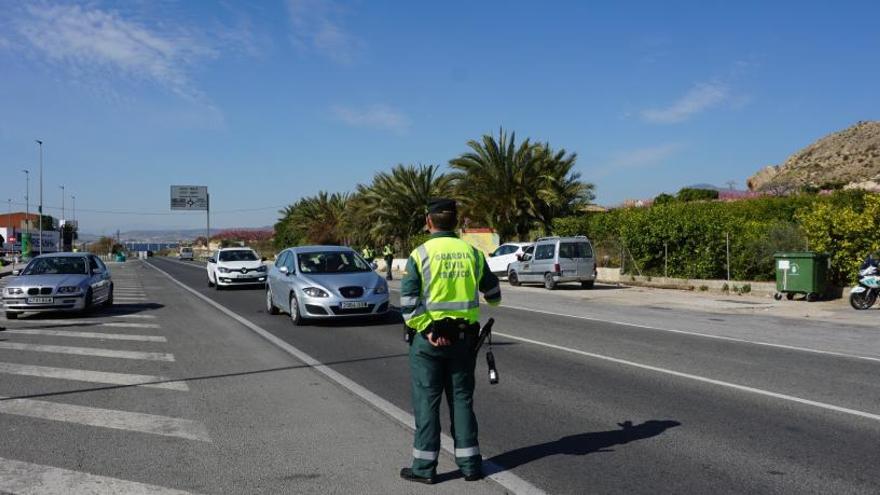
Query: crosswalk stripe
xmin=0 ymin=342 xmax=175 ymax=361
xmin=3 ymin=329 xmax=167 ymax=342
xmin=0 ymin=396 xmax=210 ymax=441
xmin=111 ymin=314 xmax=157 ymax=319
xmin=116 ymin=297 xmax=148 ymax=301
xmin=102 ymin=322 xmax=160 ymax=329
xmin=0 ymin=362 xmax=188 ymax=391
xmin=0 ymin=457 xmax=201 ymax=495
xmin=3 ymin=319 xmax=159 ymax=328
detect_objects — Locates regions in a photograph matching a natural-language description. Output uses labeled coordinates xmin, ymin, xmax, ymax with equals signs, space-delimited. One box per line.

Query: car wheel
xmin=266 ymin=286 xmax=279 ymax=315
xmin=544 ymin=273 xmax=557 ymax=290
xmin=289 ymin=293 xmax=304 ymax=326
xmin=214 ymin=274 xmax=223 ymax=291
xmin=508 ymin=271 xmax=521 ymax=287
xmin=581 ymin=280 xmax=595 ymax=289
xmin=104 ymin=284 xmax=114 ymax=307
xmin=207 ymin=273 xmax=214 ymax=288
xmin=84 ymin=288 xmax=94 ymax=312
xmin=5 ymin=311 xmax=19 ymax=320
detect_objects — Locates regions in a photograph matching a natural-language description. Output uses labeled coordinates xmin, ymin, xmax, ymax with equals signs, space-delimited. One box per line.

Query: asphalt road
xmin=146 ymin=257 xmax=880 ymax=494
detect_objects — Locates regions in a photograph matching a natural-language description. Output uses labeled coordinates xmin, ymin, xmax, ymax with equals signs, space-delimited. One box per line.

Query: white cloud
xmin=287 ymin=0 xmax=363 ymax=64
xmin=331 ymin=104 xmax=410 ymax=132
xmin=11 ymin=3 xmax=217 ymax=101
xmin=641 ymin=82 xmax=728 ymax=124
xmin=609 ymin=143 xmax=684 ymax=169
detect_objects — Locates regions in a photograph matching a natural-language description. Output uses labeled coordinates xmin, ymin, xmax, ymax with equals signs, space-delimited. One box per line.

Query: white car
xmin=487 ymin=242 xmax=532 ymax=276
xmin=178 ymin=246 xmax=194 ymax=261
xmin=206 ymin=247 xmax=267 ymax=289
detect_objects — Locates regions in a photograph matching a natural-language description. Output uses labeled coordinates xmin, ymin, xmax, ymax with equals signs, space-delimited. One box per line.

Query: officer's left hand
xmin=428 ymin=332 xmax=451 ymax=347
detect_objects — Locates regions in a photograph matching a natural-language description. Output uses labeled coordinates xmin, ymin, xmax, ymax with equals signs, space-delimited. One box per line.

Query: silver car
xmin=265 ymin=246 xmax=390 ymax=325
xmin=3 ymin=253 xmax=113 ymax=319
xmin=508 ymin=236 xmax=597 ymax=290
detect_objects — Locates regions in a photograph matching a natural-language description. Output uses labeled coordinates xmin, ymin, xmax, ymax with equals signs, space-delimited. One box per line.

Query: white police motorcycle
xmin=850 ymin=256 xmax=880 ymax=310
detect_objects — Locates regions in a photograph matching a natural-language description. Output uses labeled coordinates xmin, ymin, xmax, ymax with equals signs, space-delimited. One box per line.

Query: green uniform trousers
xmin=409 ymin=332 xmax=481 ymax=478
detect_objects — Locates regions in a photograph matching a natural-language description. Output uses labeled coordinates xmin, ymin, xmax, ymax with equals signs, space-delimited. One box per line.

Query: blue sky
xmin=1 ymin=0 xmax=878 ymax=234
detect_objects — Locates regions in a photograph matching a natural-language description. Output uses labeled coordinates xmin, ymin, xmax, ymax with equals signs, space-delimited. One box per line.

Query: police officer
xmin=383 ymin=243 xmax=394 ymax=280
xmin=399 ymin=198 xmax=501 ymax=484
xmin=361 ymin=245 xmax=374 ymax=262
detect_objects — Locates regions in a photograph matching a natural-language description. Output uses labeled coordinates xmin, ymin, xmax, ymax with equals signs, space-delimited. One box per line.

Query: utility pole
xmin=206 ymin=192 xmax=211 ymax=252
xmin=71 ymin=195 xmax=76 ymax=223
xmin=22 ymin=169 xmax=30 ymax=256
xmin=726 ymin=232 xmax=731 ymax=282
xmin=35 ymin=139 xmax=43 ymax=255
xmin=59 ymin=185 xmax=65 ymax=222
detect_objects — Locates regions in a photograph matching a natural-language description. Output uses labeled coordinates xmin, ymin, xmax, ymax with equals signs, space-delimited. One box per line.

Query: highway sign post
xmin=171 ymin=186 xmax=210 ymax=249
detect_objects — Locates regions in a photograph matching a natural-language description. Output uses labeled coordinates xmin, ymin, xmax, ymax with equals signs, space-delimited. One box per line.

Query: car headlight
xmin=256 ymin=265 xmax=267 ymax=272
xmin=6 ymin=287 xmax=23 ymax=295
xmin=57 ymin=286 xmax=81 ymax=294
xmin=218 ymin=267 xmax=231 ymax=273
xmin=302 ymin=287 xmax=329 ymax=298
xmin=374 ymin=285 xmax=388 ymax=294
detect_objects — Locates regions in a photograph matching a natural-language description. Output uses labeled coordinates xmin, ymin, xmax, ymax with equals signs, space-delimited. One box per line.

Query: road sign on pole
xmin=170 ymin=186 xmax=209 ymax=210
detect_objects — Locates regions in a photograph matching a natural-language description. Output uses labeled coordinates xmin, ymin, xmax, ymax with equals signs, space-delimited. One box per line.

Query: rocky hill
xmin=747 ymin=121 xmax=880 ymax=192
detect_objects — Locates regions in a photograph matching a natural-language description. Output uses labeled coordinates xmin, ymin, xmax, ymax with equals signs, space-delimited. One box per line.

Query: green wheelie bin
xmin=773 ymin=252 xmax=829 ymax=302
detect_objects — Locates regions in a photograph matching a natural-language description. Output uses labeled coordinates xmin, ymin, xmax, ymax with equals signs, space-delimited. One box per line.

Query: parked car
xmin=487 ymin=242 xmax=532 ymax=276
xmin=178 ymin=246 xmax=194 ymax=261
xmin=265 ymin=246 xmax=390 ymax=325
xmin=507 ymin=236 xmax=597 ymax=290
xmin=206 ymin=247 xmax=267 ymax=289
xmin=2 ymin=252 xmax=113 ymax=319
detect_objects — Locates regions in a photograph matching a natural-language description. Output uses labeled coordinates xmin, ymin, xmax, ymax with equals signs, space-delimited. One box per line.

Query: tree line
xmin=274 ymin=129 xmax=594 ymax=254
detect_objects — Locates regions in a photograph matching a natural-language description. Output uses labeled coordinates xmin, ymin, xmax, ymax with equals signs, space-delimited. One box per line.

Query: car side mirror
xmin=207 ymin=258 xmax=215 ymax=264
xmin=516 ymin=254 xmax=523 ymax=261
xmin=279 ymin=266 xmax=289 ymax=275
xmin=261 ymin=257 xmax=267 ymax=262
xmin=370 ymin=261 xmax=378 ymax=270
xmin=11 ymin=269 xmax=21 ymax=276
xmin=488 ymin=253 xmax=495 ymax=257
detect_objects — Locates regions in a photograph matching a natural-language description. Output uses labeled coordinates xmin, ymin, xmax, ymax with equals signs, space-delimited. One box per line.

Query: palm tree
xmin=355 ymin=164 xmax=454 ymax=250
xmin=450 ymin=129 xmax=593 ymax=241
xmin=275 ymin=192 xmax=351 ymax=247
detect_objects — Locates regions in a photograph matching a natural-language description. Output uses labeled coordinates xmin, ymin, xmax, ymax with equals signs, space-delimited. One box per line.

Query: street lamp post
xmin=71 ymin=195 xmax=76 ymax=224
xmin=60 ymin=185 xmax=65 ymax=223
xmin=22 ymin=169 xmax=30 ymax=236
xmin=35 ymin=139 xmax=43 ymax=255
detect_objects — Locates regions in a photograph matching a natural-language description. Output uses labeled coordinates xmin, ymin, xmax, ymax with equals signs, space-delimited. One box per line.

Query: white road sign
xmin=171 ymin=185 xmax=208 ymax=211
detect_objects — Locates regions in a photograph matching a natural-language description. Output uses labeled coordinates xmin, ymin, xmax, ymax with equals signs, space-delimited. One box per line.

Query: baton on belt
xmin=474 ymin=318 xmax=499 ymax=385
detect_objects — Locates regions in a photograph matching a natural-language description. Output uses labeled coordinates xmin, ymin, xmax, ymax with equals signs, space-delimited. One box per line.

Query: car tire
xmin=581 ymin=280 xmax=595 ymax=289
xmin=5 ymin=311 xmax=19 ymax=320
xmin=214 ymin=274 xmax=223 ymax=291
xmin=104 ymin=284 xmax=114 ymax=307
xmin=207 ymin=274 xmax=214 ymax=288
xmin=289 ymin=293 xmax=304 ymax=326
xmin=544 ymin=273 xmax=557 ymax=290
xmin=508 ymin=271 xmax=521 ymax=287
xmin=266 ymin=286 xmax=279 ymax=315
xmin=84 ymin=288 xmax=94 ymax=312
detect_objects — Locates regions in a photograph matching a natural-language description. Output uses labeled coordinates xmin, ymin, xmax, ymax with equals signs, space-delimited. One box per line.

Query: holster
xmin=426 ymin=318 xmax=479 ymax=343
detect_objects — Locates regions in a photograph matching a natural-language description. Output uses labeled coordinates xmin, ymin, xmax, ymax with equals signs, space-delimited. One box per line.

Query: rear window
xmin=181 ymin=247 xmax=192 ymax=253
xmin=559 ymin=242 xmax=593 ymax=259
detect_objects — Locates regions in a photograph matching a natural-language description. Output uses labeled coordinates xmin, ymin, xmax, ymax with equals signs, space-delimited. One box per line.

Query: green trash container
xmin=115 ymin=252 xmax=126 ymax=262
xmin=773 ymin=252 xmax=829 ymax=302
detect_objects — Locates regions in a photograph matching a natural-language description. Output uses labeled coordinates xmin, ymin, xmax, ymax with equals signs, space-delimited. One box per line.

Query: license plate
xmin=340 ymin=301 xmax=368 ymax=309
xmin=27 ymin=297 xmax=53 ymax=304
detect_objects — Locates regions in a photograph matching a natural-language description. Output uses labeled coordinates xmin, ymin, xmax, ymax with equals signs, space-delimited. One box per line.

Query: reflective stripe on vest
xmin=404 ymin=237 xmax=484 ymax=332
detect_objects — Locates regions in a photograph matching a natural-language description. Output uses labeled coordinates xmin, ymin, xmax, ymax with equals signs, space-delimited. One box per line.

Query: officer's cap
xmin=427 ymin=198 xmax=457 ymax=215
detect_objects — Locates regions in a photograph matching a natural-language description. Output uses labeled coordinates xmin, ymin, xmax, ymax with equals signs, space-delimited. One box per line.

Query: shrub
xmin=676 ymin=188 xmax=719 ymax=202
xmin=699 ymin=285 xmax=709 ymax=291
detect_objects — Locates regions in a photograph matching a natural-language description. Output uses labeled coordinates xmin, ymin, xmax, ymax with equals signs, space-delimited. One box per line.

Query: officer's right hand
xmin=428 ymin=332 xmax=451 ymax=347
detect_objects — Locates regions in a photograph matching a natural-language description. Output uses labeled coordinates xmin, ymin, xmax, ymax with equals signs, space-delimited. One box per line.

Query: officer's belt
xmin=423 ymin=318 xmax=479 ymax=342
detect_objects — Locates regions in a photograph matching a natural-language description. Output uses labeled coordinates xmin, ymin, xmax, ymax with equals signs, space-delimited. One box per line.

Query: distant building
xmin=0 ymin=212 xmax=41 ymax=230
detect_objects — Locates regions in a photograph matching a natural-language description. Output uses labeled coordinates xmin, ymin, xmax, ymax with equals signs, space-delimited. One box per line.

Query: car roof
xmin=34 ymin=252 xmax=91 ymax=258
xmin=288 ymin=245 xmax=353 ymax=254
xmin=217 ymin=247 xmax=256 ymax=251
xmin=501 ymin=242 xmax=531 ymax=246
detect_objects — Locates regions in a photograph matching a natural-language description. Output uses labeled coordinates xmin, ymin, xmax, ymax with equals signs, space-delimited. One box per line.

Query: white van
xmin=179 ymin=246 xmax=194 ymax=261
xmin=507 ymin=236 xmax=597 ymax=290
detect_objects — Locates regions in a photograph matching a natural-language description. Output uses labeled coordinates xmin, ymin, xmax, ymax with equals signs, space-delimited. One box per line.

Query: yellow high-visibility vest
xmin=403 ymin=236 xmax=483 ymax=332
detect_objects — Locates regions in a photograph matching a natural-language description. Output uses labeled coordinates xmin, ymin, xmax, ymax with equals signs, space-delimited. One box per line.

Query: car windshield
xmin=181 ymin=248 xmax=192 ymax=253
xmin=23 ymin=257 xmax=88 ymax=275
xmin=559 ymin=242 xmax=593 ymax=258
xmin=298 ymin=251 xmax=371 ymax=274
xmin=218 ymin=250 xmax=258 ymax=262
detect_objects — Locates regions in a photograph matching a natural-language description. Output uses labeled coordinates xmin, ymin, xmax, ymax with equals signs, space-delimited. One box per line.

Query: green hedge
xmin=553 ymin=192 xmax=873 ymax=282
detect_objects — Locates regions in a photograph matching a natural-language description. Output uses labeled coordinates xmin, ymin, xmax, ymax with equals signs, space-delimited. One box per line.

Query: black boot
xmin=400 ymin=468 xmax=434 ymax=485
xmin=463 ymin=471 xmax=484 ymax=482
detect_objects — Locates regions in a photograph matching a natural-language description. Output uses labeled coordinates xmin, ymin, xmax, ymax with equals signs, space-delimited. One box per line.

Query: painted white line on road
xmin=500 ymin=303 xmax=880 ymax=364
xmin=392 ymin=289 xmax=880 ymax=364
xmin=3 ymin=329 xmax=166 ymax=342
xmin=0 ymin=396 xmax=209 ymax=441
xmin=102 ymin=322 xmax=160 ymax=329
xmin=146 ymin=260 xmax=546 ymax=495
xmin=0 ymin=342 xmax=174 ymax=361
xmin=4 ymin=319 xmax=159 ymax=329
xmin=0 ymin=362 xmax=188 ymax=391
xmin=115 ymin=298 xmax=149 ymax=302
xmin=494 ymin=331 xmax=880 ymax=423
xmin=0 ymin=457 xmax=200 ymax=495
xmin=111 ymin=314 xmax=157 ymax=319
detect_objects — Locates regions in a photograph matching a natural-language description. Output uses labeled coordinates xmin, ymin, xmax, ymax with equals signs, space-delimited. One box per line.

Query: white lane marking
xmin=0 ymin=457 xmax=201 ymax=495
xmin=3 ymin=329 xmax=166 ymax=342
xmin=0 ymin=362 xmax=188 ymax=391
xmin=500 ymin=304 xmax=880 ymax=364
xmin=115 ymin=298 xmax=149 ymax=302
xmin=111 ymin=314 xmax=157 ymax=319
xmin=146 ymin=261 xmax=546 ymax=495
xmin=103 ymin=322 xmax=160 ymax=329
xmin=391 ymin=289 xmax=880 ymax=364
xmin=0 ymin=396 xmax=209 ymax=441
xmin=0 ymin=342 xmax=175 ymax=361
xmin=494 ymin=331 xmax=880 ymax=423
